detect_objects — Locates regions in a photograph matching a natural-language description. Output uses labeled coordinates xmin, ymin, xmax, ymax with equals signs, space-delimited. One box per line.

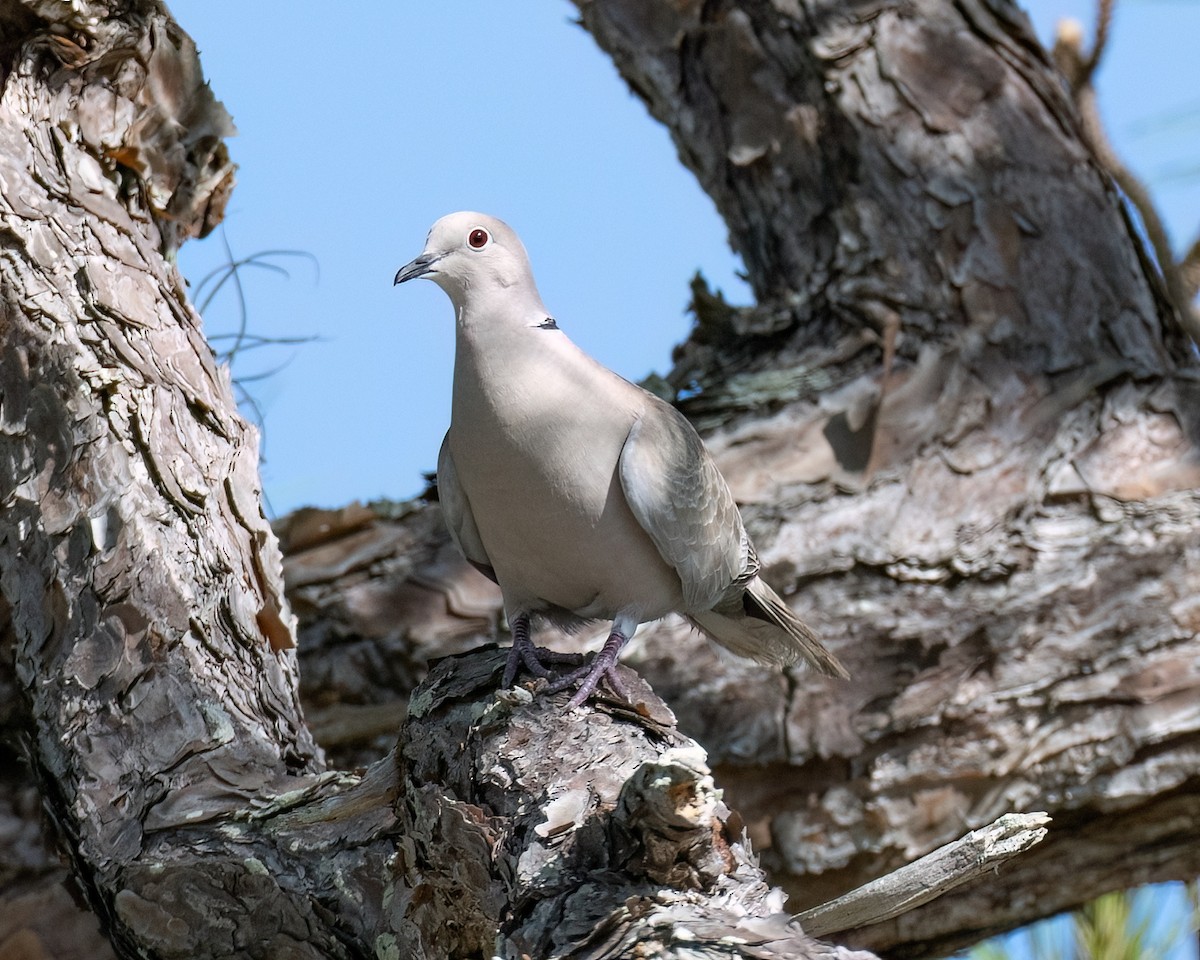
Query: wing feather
xmin=618 ymin=398 xmax=753 ymax=611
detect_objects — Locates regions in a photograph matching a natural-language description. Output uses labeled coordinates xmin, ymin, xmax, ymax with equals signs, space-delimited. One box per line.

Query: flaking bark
xmin=562 ymin=2 xmax=1200 ymax=954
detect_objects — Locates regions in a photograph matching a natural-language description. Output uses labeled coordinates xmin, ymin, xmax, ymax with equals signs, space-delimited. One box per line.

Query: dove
xmin=394 ymin=212 xmax=848 ymax=707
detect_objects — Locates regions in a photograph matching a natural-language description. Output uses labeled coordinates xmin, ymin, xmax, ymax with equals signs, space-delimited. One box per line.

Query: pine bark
xmin=2 ymin=0 xmax=1198 ymax=959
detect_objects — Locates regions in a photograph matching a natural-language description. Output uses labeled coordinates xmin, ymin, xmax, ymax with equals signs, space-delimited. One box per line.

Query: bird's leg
xmin=503 ymin=613 xmax=546 ymax=687
xmin=502 ymin=613 xmax=581 ymax=687
xmin=545 ymin=618 xmax=635 ymax=708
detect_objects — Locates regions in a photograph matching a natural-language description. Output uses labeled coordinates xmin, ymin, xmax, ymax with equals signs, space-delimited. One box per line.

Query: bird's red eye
xmin=468 ymin=228 xmax=489 ymax=249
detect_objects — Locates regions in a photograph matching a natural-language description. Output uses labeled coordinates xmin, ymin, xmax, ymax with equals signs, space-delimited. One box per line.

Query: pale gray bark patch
xmin=797 ymin=812 xmax=1052 ymax=937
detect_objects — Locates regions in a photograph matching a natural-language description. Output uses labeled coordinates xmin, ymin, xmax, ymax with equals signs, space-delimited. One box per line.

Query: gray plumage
xmin=395 ymin=212 xmax=847 ymax=703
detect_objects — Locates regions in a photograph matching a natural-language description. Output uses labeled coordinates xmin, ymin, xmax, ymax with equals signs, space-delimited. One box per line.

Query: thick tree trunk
xmin=0 ymin=0 xmax=325 ymax=952
xmin=2 ymin=0 xmax=1198 ymax=958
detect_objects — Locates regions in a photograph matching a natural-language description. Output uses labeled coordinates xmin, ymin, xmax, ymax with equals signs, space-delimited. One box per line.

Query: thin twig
xmin=1080 ymin=0 xmax=1114 ymax=83
xmin=194 ymin=248 xmax=319 ymax=309
xmin=190 ymin=231 xmax=320 ymax=438
xmin=233 ymin=355 xmax=299 ymax=385
xmin=206 ymin=333 xmax=317 ymax=345
xmin=208 ymin=335 xmax=321 ymax=356
xmin=1053 ymin=0 xmax=1200 ymax=348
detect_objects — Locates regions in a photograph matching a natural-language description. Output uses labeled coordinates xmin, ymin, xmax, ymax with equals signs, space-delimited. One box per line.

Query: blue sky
xmin=171 ymin=1 xmax=1200 ymax=517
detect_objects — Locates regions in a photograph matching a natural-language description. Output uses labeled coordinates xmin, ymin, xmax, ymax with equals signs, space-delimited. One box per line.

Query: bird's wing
xmin=437 ymin=432 xmax=497 ymax=583
xmin=618 ymin=396 xmax=756 ymax=611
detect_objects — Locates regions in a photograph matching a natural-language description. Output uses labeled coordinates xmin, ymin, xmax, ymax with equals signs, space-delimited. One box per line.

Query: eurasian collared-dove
xmin=395 ymin=212 xmax=848 ymax=707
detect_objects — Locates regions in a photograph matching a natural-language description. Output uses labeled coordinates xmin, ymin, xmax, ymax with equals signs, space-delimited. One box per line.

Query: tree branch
xmin=797 ymin=812 xmax=1051 ymax=939
xmin=391 ymin=651 xmax=876 ymax=959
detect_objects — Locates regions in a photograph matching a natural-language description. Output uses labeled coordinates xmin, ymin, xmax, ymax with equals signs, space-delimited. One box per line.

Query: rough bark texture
xmin=2 ymin=0 xmax=1198 ymax=958
xmin=389 ymin=651 xmax=875 ymax=960
xmin=0 ymin=0 xmax=322 ymax=952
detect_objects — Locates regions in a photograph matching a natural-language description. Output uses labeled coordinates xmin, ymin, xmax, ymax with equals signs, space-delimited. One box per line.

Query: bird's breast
xmin=448 ymin=339 xmax=683 ymax=619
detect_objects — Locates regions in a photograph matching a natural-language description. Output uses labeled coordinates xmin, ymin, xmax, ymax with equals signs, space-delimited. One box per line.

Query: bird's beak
xmin=394 ymin=252 xmax=442 ymax=285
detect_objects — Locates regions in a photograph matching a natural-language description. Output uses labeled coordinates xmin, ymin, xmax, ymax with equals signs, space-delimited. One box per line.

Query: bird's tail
xmin=689 ymin=577 xmax=849 ymax=680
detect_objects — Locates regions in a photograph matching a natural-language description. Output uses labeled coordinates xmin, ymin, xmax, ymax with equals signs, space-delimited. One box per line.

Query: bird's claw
xmin=503 ymin=618 xmax=632 ymax=709
xmin=544 ymin=628 xmax=632 ymax=708
xmin=544 ymin=657 xmax=631 ymax=708
xmin=502 ymin=625 xmax=583 ymax=688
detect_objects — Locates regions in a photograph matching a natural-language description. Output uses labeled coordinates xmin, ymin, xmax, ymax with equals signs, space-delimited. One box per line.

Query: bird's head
xmin=394 ymin=212 xmax=543 ymax=315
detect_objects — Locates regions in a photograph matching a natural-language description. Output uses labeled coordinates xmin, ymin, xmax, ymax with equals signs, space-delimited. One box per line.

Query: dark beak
xmin=394 ymin=253 xmax=441 ymax=285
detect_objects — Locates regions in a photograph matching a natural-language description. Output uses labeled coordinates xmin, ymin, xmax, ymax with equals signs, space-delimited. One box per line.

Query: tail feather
xmin=689 ymin=577 xmax=849 ymax=680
